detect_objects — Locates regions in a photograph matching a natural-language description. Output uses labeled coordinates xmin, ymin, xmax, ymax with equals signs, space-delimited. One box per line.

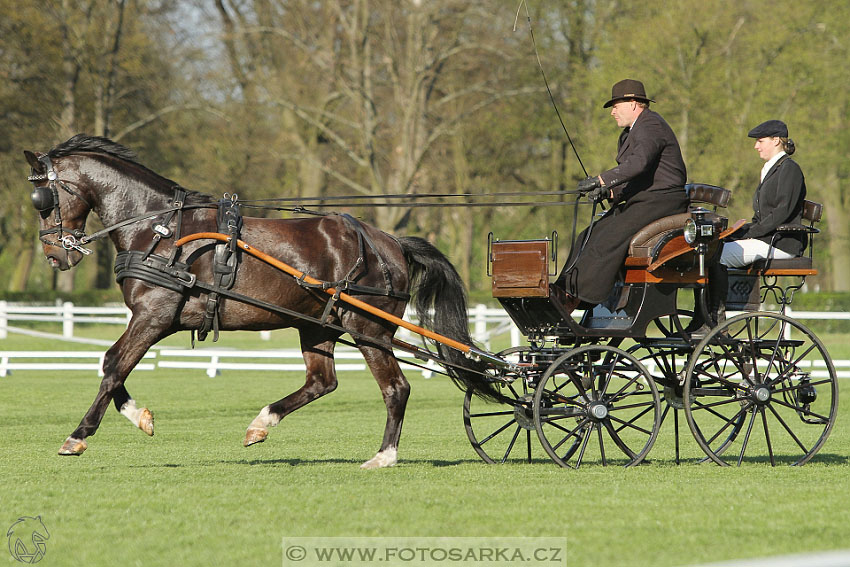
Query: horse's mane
xmin=49 ymin=134 xmax=139 ymax=162
xmin=49 ymin=134 xmax=213 ymax=203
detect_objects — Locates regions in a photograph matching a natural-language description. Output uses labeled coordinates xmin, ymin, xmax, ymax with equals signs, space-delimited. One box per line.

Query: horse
xmin=24 ymin=134 xmax=500 ymax=469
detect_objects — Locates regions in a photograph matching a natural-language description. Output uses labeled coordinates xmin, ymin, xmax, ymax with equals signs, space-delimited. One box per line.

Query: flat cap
xmin=748 ymin=119 xmax=788 ymax=138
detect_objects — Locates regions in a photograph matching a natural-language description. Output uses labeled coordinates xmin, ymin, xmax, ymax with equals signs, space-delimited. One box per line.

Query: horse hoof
xmin=58 ymin=437 xmax=87 ymax=456
xmin=244 ymin=428 xmax=268 ymax=447
xmin=360 ymin=448 xmax=398 ymax=470
xmin=138 ymin=408 xmax=154 ymax=436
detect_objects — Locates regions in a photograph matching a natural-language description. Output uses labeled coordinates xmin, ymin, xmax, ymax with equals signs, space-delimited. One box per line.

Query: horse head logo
xmin=6 ymin=516 xmax=50 ymax=564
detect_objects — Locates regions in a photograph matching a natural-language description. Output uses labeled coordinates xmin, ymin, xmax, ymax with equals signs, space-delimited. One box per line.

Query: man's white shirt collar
xmin=761 ymin=151 xmax=786 ymax=182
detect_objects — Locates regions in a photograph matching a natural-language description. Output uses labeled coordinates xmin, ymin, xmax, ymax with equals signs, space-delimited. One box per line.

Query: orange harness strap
xmin=174 ymin=232 xmax=473 ymax=354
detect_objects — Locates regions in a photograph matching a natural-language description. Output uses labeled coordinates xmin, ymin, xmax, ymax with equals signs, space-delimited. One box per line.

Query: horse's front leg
xmin=59 ymin=316 xmax=170 ymax=455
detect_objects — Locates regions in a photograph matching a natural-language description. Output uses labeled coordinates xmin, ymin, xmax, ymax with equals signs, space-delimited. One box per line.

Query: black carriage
xmin=464 ymin=184 xmax=837 ymax=468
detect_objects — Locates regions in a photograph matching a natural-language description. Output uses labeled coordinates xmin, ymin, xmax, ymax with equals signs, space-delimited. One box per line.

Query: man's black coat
xmin=557 ymin=108 xmax=688 ymax=304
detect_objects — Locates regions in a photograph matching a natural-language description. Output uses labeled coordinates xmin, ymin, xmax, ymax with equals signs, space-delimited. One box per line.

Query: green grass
xmin=1 ymin=327 xmax=849 ymax=566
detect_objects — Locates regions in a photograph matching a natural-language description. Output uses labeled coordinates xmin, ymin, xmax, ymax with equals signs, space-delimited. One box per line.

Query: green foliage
xmin=2 ymin=0 xmax=849 ymax=295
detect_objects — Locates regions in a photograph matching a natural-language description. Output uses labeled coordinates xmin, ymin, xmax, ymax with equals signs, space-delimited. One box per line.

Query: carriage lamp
xmin=796 ymin=376 xmax=818 ymax=405
xmin=684 ymin=208 xmax=715 ymax=276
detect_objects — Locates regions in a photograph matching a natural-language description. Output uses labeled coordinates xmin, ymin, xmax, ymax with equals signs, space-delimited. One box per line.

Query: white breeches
xmin=720 ymin=239 xmax=795 ymax=268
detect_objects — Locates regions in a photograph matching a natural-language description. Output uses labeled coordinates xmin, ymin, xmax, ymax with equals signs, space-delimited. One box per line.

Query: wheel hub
xmin=753 ymin=386 xmax=771 ymax=403
xmin=589 ymin=402 xmax=609 ymax=421
xmin=514 ymin=394 xmax=535 ymax=430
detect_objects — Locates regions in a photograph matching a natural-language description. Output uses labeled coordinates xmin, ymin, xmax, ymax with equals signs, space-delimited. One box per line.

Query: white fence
xmin=0 ymin=300 xmax=521 ymax=347
xmin=2 ymin=301 xmax=850 ymax=378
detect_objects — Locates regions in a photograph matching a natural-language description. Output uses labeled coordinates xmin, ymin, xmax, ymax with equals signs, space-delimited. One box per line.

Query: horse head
xmin=24 ymin=149 xmax=95 ymax=270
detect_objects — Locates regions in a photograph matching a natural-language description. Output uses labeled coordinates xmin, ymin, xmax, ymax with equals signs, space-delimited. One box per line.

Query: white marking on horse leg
xmin=119 ymin=399 xmax=154 ymax=435
xmin=244 ymin=406 xmax=280 ymax=447
xmin=360 ymin=447 xmax=398 ymax=469
xmin=248 ymin=406 xmax=280 ymax=430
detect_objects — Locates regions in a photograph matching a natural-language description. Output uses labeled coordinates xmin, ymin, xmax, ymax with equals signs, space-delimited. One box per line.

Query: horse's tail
xmin=398 ymin=236 xmax=505 ymax=403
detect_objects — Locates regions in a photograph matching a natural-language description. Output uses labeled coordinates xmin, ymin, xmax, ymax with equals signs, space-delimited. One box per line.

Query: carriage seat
xmin=726 ymin=200 xmax=822 ymax=310
xmin=731 ymin=199 xmax=822 ymax=278
xmin=627 ymin=183 xmax=731 ymax=261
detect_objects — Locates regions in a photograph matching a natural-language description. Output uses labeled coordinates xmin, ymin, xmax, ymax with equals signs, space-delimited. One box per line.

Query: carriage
xmin=24 ymin=135 xmax=836 ymax=469
xmin=467 ymin=184 xmax=835 ymax=467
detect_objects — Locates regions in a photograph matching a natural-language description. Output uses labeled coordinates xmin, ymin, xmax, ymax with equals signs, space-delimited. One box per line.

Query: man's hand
xmin=587 ymin=186 xmax=609 ymax=203
xmin=576 ymin=176 xmax=601 ymax=194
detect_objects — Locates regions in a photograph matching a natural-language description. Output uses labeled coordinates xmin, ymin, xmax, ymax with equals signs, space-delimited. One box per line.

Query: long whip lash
xmin=514 ymin=0 xmax=588 ymax=177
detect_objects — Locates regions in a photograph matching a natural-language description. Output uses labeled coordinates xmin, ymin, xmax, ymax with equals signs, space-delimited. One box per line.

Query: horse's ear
xmin=24 ymin=150 xmax=45 ymax=172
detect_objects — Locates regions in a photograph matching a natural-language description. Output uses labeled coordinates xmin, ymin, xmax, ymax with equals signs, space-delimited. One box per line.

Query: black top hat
xmin=748 ymin=119 xmax=788 ymax=138
xmin=603 ymin=79 xmax=655 ymax=108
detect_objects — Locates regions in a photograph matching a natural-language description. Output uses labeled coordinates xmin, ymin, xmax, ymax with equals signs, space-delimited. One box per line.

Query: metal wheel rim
xmin=462 ymin=346 xmax=538 ymax=464
xmin=682 ymin=312 xmax=838 ymax=466
xmin=533 ymin=345 xmax=661 ymax=469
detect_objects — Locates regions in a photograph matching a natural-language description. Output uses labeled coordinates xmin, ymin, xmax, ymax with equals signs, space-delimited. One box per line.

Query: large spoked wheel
xmin=683 ymin=312 xmax=838 ymax=466
xmin=533 ymin=346 xmax=661 ymax=468
xmin=463 ymin=347 xmax=544 ymax=464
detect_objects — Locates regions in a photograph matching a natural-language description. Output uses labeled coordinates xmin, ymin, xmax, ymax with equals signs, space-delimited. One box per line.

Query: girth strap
xmin=198 ymin=195 xmax=243 ymax=342
xmin=114 ymin=250 xmax=196 ymax=292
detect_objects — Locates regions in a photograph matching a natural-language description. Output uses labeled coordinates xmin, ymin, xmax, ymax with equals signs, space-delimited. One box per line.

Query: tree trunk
xmin=822 ymin=166 xmax=850 ymax=291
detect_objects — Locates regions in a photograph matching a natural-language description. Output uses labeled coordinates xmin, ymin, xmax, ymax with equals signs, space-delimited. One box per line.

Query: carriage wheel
xmin=627 ymin=341 xmax=745 ymax=464
xmin=650 ymin=309 xmax=695 ymax=339
xmin=683 ymin=312 xmax=838 ymax=466
xmin=533 ymin=346 xmax=661 ymax=468
xmin=463 ymin=347 xmax=543 ymax=464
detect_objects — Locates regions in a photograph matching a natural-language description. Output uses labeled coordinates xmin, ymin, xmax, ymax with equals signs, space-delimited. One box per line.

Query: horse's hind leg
xmin=244 ymin=328 xmax=340 ymax=447
xmin=358 ymin=342 xmax=410 ymax=470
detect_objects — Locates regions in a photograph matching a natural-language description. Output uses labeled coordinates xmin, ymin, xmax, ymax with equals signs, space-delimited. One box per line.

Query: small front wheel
xmin=533 ymin=346 xmax=661 ymax=468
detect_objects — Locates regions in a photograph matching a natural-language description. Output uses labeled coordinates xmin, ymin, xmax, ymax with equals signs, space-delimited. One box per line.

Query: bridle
xmin=27 ymin=153 xmax=216 ymax=262
xmin=28 ymin=154 xmax=95 ymax=256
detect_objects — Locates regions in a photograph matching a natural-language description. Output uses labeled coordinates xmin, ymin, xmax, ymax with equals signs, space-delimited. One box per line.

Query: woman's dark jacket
xmin=733 ymin=155 xmax=807 ymax=256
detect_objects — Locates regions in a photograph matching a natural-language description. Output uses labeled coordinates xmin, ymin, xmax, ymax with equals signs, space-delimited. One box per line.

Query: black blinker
xmin=31 ymin=185 xmax=55 ymax=211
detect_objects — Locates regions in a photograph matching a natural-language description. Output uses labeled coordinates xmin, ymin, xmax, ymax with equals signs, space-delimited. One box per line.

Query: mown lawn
xmin=1 ymin=326 xmax=849 ymax=566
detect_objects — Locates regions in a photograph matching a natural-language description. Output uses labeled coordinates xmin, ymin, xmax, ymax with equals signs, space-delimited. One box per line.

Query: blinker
xmin=31 ymin=185 xmax=55 ymax=211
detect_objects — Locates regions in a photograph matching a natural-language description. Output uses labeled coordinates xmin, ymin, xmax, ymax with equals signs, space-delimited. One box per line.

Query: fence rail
xmin=2 ymin=301 xmax=850 ymax=378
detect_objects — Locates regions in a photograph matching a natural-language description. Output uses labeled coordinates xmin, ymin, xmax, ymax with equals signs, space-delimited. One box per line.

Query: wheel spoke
xmin=608 ymin=413 xmax=653 ymax=436
xmin=614 ymin=402 xmax=655 ymax=433
xmin=770 ymin=397 xmax=831 ymax=423
xmin=605 ymin=420 xmax=638 ymax=459
xmin=698 ymin=403 xmax=748 ymax=447
xmin=478 ymin=419 xmax=517 ymax=446
xmin=761 ymin=409 xmax=775 ymax=466
xmin=549 ymin=418 xmax=589 ymax=452
xmin=574 ymin=426 xmax=593 ymax=469
xmin=766 ymin=403 xmax=811 ymax=454
xmin=469 ymin=409 xmax=515 ymax=418
xmin=501 ymin=425 xmax=522 ymax=464
xmin=736 ymin=408 xmax=759 ymax=466
xmin=597 ymin=425 xmax=607 ymax=466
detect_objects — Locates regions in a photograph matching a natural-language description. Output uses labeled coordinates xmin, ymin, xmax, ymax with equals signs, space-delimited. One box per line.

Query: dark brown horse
xmin=24 ymin=134 xmax=499 ymax=468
